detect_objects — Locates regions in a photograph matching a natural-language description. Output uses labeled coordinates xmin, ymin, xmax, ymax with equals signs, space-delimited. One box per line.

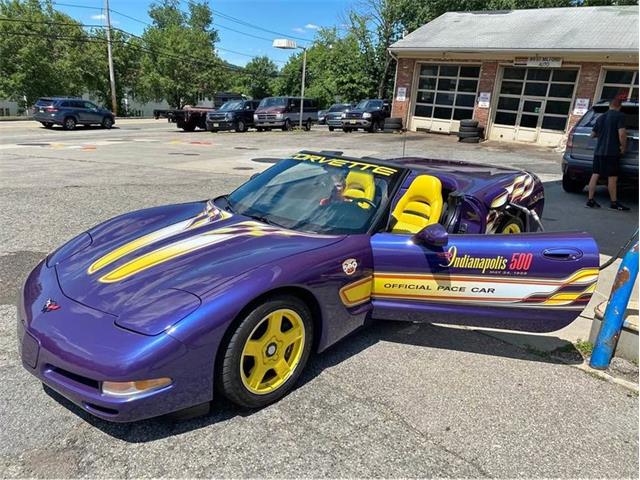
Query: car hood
xmin=54 ymin=200 xmax=343 ymax=316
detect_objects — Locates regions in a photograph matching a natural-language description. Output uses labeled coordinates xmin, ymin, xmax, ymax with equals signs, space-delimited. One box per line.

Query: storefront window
xmin=413 ymin=63 xmax=480 ymax=121
xmin=599 ymin=69 xmax=638 ymax=101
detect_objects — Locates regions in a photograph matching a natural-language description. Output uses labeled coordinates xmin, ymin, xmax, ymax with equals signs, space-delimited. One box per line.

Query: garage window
xmin=599 ymin=69 xmax=638 ymax=102
xmin=413 ymin=63 xmax=480 ymax=121
xmin=494 ymin=66 xmax=578 ymax=132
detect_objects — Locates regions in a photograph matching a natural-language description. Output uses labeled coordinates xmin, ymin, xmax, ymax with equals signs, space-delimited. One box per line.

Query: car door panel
xmin=369 ymin=232 xmax=599 ymax=332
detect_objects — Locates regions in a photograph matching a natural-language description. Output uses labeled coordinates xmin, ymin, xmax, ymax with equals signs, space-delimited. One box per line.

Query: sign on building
xmin=477 ymin=92 xmax=491 ymax=108
xmin=514 ymin=57 xmax=563 ymax=68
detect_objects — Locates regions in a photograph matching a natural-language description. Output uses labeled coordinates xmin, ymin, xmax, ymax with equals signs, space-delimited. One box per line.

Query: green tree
xmin=137 ymin=0 xmax=225 ymax=108
xmin=232 ymin=55 xmax=278 ymax=99
xmin=0 ymin=0 xmax=88 ymax=110
xmin=80 ymin=29 xmax=142 ymax=113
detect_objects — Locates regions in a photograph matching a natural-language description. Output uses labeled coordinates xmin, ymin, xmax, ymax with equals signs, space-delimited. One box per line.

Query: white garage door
xmin=411 ymin=64 xmax=480 ymax=133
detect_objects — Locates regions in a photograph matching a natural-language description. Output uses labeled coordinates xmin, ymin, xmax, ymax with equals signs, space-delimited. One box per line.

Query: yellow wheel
xmin=499 ymin=216 xmax=524 ymax=234
xmin=240 ymin=309 xmax=305 ymax=395
xmin=219 ymin=296 xmax=313 ymax=408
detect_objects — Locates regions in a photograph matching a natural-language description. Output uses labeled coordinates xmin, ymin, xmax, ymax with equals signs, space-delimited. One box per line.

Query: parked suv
xmin=32 ymin=97 xmax=115 ymax=130
xmin=320 ymin=103 xmax=353 ymax=131
xmin=562 ymin=100 xmax=639 ymax=192
xmin=341 ymin=99 xmax=390 ymax=133
xmin=254 ymin=96 xmax=318 ymax=131
xmin=206 ymin=99 xmax=260 ymax=132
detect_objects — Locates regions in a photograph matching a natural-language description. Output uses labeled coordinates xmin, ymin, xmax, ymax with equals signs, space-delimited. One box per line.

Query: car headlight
xmin=253 ymin=114 xmax=258 ymax=120
xmin=102 ymin=378 xmax=172 ymax=397
xmin=341 ymin=113 xmax=347 ymax=119
xmin=362 ymin=112 xmax=372 ymax=119
xmin=275 ymin=113 xmax=283 ymax=119
xmin=225 ymin=113 xmax=233 ymax=120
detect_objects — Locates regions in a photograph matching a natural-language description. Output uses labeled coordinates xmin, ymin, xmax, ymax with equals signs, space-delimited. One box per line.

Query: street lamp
xmin=273 ymin=38 xmax=307 ymax=129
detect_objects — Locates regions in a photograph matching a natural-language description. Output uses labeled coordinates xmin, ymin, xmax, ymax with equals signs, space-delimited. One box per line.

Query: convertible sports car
xmin=18 ymin=151 xmax=599 ymax=422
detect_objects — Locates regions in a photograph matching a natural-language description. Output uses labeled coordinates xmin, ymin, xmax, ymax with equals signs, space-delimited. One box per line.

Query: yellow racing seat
xmin=343 ymin=170 xmax=375 ymax=208
xmin=391 ymin=175 xmax=443 ymax=234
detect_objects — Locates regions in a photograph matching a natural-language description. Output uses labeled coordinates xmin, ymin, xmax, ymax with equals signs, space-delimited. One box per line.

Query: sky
xmin=53 ymin=0 xmax=358 ymax=67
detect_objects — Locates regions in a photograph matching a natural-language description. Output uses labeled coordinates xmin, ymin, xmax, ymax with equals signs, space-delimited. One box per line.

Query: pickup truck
xmin=153 ymin=93 xmax=244 ymax=131
xmin=340 ymin=99 xmax=390 ymax=133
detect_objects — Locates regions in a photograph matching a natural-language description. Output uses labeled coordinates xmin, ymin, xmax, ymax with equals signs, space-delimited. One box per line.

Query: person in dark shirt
xmin=586 ymin=97 xmax=629 ymax=210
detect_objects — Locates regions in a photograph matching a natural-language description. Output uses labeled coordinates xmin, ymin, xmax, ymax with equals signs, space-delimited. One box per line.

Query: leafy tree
xmin=137 ymin=0 xmax=225 ymax=108
xmin=232 ymin=55 xmax=278 ymax=99
xmin=0 ymin=0 xmax=88 ymax=110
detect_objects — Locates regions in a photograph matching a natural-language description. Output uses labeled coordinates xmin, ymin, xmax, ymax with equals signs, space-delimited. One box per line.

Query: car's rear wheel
xmin=101 ymin=117 xmax=113 ymax=129
xmin=219 ymin=295 xmax=313 ymax=408
xmin=282 ymin=119 xmax=292 ymax=131
xmin=303 ymin=119 xmax=312 ymax=131
xmin=63 ymin=117 xmax=76 ymax=131
xmin=42 ymin=122 xmax=53 ymax=129
xmin=328 ymin=126 xmax=335 ymax=132
xmin=562 ymin=173 xmax=587 ymax=193
xmin=499 ymin=216 xmax=525 ymax=234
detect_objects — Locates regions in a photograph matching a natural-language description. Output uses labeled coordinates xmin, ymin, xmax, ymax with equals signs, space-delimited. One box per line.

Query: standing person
xmin=586 ymin=97 xmax=630 ymax=210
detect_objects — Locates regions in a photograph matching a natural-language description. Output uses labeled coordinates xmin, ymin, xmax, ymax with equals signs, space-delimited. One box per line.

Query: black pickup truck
xmin=340 ymin=99 xmax=390 ymax=133
xmin=153 ymin=92 xmax=244 ymax=131
xmin=206 ymin=99 xmax=261 ymax=132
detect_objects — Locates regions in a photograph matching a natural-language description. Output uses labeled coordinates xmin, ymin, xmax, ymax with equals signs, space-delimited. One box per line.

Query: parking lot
xmin=1 ymin=120 xmax=638 ymax=478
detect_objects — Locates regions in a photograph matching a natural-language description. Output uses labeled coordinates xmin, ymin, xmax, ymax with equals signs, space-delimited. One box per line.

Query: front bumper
xmin=342 ymin=119 xmax=371 ymax=128
xmin=255 ymin=120 xmax=285 ymax=127
xmin=17 ymin=261 xmax=214 ymax=422
xmin=206 ymin=119 xmax=235 ymax=131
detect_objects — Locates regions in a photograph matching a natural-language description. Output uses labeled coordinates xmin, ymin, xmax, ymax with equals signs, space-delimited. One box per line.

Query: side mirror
xmin=413 ymin=224 xmax=448 ymax=247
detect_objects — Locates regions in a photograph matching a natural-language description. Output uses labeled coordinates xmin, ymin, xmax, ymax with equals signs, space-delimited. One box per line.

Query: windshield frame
xmin=221 ymin=153 xmax=407 ymax=236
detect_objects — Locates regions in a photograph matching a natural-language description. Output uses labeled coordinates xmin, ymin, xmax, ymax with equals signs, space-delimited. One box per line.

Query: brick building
xmin=389 ymin=6 xmax=638 ymax=146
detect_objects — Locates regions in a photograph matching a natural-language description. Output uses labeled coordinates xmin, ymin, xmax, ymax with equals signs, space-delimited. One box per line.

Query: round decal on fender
xmin=342 ymin=258 xmax=358 ymax=276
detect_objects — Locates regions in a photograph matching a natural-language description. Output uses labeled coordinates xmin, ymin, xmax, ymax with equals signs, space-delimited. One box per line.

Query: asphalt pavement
xmin=0 ymin=120 xmax=637 ymax=478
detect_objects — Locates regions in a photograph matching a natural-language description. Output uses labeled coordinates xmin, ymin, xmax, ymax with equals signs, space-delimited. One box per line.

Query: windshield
xmin=259 ymin=97 xmax=287 ymax=108
xmin=329 ymin=104 xmax=349 ymax=112
xmin=224 ymin=153 xmax=403 ymax=235
xmin=219 ymin=100 xmax=244 ymax=111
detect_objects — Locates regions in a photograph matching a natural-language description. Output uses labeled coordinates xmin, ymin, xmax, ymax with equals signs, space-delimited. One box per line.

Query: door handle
xmin=543 ymin=247 xmax=583 ymax=261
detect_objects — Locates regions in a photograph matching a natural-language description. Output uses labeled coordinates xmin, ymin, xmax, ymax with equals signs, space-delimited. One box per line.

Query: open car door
xmin=369 ymin=231 xmax=599 ymax=332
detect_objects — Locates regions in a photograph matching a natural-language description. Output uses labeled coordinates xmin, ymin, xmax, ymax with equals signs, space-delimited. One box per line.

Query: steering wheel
xmin=344 ymin=196 xmax=376 ymax=209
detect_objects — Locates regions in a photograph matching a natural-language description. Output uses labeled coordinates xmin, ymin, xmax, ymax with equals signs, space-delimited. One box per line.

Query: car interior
xmin=389 ymin=175 xmax=444 ymax=234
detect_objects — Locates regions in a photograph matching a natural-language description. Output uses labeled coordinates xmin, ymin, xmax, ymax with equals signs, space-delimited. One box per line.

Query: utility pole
xmin=104 ymin=0 xmax=117 ymax=115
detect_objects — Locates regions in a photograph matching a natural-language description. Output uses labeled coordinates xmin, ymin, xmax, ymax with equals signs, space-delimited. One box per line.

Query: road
xmin=1 ymin=120 xmax=637 ymax=478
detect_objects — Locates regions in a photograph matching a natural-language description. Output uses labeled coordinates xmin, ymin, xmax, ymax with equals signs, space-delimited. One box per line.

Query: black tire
xmin=282 ymin=119 xmax=292 ymax=131
xmin=385 ymin=117 xmax=402 ymax=125
xmin=342 ymin=127 xmax=352 ymax=133
xmin=42 ymin=122 xmax=53 ymax=129
xmin=235 ymin=120 xmax=247 ymax=133
xmin=459 ymin=136 xmax=481 ymax=143
xmin=218 ymin=295 xmax=314 ymax=409
xmin=458 ymin=125 xmax=481 ymax=133
xmin=303 ymin=119 xmax=312 ymax=131
xmin=368 ymin=121 xmax=382 ymax=133
xmin=497 ymin=215 xmax=525 ymax=234
xmin=458 ymin=130 xmax=484 ymax=139
xmin=256 ymin=127 xmax=264 ymax=132
xmin=182 ymin=122 xmax=196 ymax=132
xmin=101 ymin=116 xmax=113 ymax=129
xmin=562 ymin=173 xmax=587 ymax=193
xmin=328 ymin=126 xmax=335 ymax=132
xmin=384 ymin=118 xmax=402 ymax=131
xmin=460 ymin=119 xmax=479 ymax=128
xmin=62 ymin=117 xmax=76 ymax=131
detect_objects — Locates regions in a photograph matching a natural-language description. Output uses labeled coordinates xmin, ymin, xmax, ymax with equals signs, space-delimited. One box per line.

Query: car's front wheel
xmin=235 ymin=120 xmax=247 ymax=132
xmin=219 ymin=295 xmax=313 ymax=408
xmin=562 ymin=173 xmax=587 ymax=193
xmin=42 ymin=122 xmax=53 ymax=129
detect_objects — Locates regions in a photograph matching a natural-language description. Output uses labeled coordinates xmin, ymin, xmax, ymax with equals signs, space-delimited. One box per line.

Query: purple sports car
xmin=18 ymin=151 xmax=599 ymax=422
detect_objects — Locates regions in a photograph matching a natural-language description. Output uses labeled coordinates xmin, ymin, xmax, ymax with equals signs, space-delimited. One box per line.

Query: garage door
xmin=411 ymin=64 xmax=480 ymax=133
xmin=490 ymin=67 xmax=578 ymax=146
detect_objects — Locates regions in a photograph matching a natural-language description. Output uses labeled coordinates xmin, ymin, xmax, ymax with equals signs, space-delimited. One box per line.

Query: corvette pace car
xmin=18 ymin=151 xmax=599 ymax=422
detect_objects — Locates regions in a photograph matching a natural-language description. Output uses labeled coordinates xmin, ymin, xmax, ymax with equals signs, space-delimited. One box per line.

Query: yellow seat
xmin=343 ymin=170 xmax=375 ymax=208
xmin=391 ymin=175 xmax=443 ymax=234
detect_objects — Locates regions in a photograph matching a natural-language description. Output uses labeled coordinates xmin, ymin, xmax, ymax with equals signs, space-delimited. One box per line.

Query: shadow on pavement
xmin=44 ymin=319 xmax=581 ymax=443
xmin=541 ymin=180 xmax=638 ymax=257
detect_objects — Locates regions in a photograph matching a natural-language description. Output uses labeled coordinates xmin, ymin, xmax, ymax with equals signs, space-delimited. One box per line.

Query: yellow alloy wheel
xmin=502 ymin=222 xmax=522 ymax=234
xmin=240 ymin=308 xmax=305 ymax=395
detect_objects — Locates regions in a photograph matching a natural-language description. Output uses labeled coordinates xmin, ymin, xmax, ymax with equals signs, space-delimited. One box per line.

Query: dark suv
xmin=341 ymin=99 xmax=390 ymax=133
xmin=562 ymin=100 xmax=638 ymax=192
xmin=319 ymin=103 xmax=353 ymax=131
xmin=206 ymin=99 xmax=260 ymax=132
xmin=32 ymin=97 xmax=115 ymax=130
